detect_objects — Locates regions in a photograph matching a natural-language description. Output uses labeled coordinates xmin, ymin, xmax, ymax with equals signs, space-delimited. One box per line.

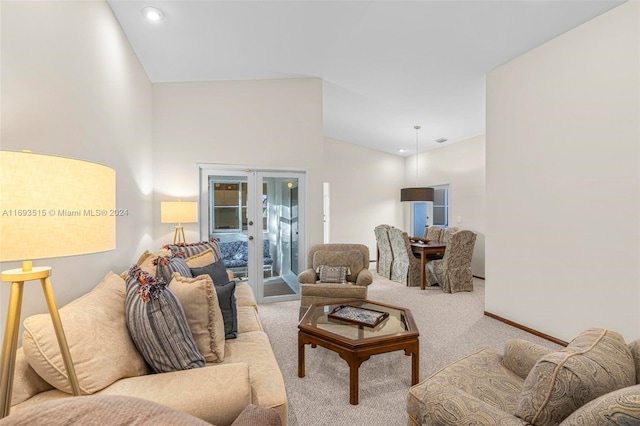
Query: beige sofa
xmin=8 ymin=255 xmax=287 ymax=426
xmin=407 ymin=328 xmax=640 ymax=425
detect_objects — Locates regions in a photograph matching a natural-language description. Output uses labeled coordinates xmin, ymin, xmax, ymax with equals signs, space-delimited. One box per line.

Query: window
xmin=412 ymin=185 xmax=449 ymax=236
xmin=432 ymin=186 xmax=449 ymax=227
xmin=209 ymin=177 xmax=268 ymax=233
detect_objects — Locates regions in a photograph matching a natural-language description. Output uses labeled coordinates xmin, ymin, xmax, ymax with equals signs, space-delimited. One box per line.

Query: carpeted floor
xmin=257 ymin=271 xmax=562 ymax=426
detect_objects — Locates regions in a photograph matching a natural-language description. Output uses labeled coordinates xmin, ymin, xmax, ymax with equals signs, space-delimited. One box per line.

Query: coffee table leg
xmin=298 ymin=333 xmax=306 ymax=378
xmin=349 ymin=358 xmax=359 ymax=405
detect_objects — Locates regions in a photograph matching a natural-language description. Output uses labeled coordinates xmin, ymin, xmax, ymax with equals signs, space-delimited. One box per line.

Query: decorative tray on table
xmin=328 ymin=305 xmax=389 ymax=328
xmin=410 ymin=237 xmax=430 ymax=244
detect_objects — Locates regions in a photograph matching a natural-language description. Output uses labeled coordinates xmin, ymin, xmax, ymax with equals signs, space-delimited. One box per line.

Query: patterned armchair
xmin=407 ymin=328 xmax=640 ymax=426
xmin=425 ymin=230 xmax=476 ymax=292
xmin=298 ymin=243 xmax=373 ymax=319
xmin=374 ymin=225 xmax=393 ymax=279
xmin=441 ymin=226 xmax=459 ymax=244
xmin=388 ymin=228 xmax=421 ymax=287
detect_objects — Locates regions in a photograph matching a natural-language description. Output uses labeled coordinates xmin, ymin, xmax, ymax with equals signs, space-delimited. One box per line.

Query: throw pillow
xmin=169 ymin=273 xmax=225 ymax=363
xmin=190 ymin=260 xmax=229 ymax=286
xmin=22 ymin=272 xmax=149 ymax=394
xmin=215 ymin=281 xmax=238 ymax=339
xmin=190 ymin=259 xmax=238 ymax=339
xmin=515 ymin=328 xmax=635 ymax=425
xmin=164 ymin=238 xmax=222 ymax=261
xmin=317 ymin=265 xmax=348 ymax=283
xmin=185 ymin=248 xmax=216 ymax=268
xmin=125 ymin=266 xmax=205 ymax=373
xmin=155 ymin=252 xmax=193 ymax=284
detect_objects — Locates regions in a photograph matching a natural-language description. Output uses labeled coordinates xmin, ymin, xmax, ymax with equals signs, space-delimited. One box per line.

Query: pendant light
xmin=400 ymin=125 xmax=434 ymax=202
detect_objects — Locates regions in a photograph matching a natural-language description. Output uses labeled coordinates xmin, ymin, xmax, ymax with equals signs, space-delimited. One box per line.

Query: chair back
xmin=374 ymin=225 xmax=393 ymax=278
xmin=442 ymin=227 xmax=459 ymax=244
xmin=306 ymin=244 xmax=369 ymax=283
xmin=442 ymin=230 xmax=476 ymax=269
xmin=425 ymin=225 xmax=443 ymax=241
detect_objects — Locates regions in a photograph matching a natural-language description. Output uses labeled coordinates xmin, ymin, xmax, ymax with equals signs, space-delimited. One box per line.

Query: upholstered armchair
xmin=374 ymin=225 xmax=393 ymax=279
xmin=425 ymin=229 xmax=476 ymax=292
xmin=388 ymin=228 xmax=421 ymax=287
xmin=298 ymin=243 xmax=373 ymax=318
xmin=407 ymin=328 xmax=640 ymax=426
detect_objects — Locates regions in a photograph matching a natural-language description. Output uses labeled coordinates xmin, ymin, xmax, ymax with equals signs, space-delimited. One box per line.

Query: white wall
xmin=151 ymin=79 xmax=324 ymax=249
xmin=408 ymin=135 xmax=486 ymax=277
xmin=0 ymin=1 xmax=153 ymax=340
xmin=486 ymin=1 xmax=639 ymax=342
xmin=323 ymin=137 xmax=405 ymax=259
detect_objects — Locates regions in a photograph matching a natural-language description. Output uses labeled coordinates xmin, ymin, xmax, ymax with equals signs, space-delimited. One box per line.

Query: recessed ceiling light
xmin=398 ymin=148 xmax=408 ymax=153
xmin=142 ymin=6 xmax=164 ymax=22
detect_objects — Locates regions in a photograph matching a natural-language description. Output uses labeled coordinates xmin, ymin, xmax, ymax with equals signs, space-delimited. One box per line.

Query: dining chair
xmin=425 ymin=230 xmax=477 ymax=292
xmin=374 ymin=225 xmax=393 ymax=279
xmin=424 ymin=225 xmax=444 ymax=242
xmin=388 ymin=228 xmax=421 ymax=287
xmin=442 ymin=226 xmax=459 ymax=244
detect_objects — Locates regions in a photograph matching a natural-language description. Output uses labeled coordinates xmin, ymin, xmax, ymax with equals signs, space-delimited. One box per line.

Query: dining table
xmin=410 ymin=240 xmax=447 ymax=290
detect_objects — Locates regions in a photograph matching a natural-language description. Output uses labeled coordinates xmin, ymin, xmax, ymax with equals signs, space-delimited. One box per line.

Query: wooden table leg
xmin=298 ymin=333 xmax=306 ymax=378
xmin=420 ymin=251 xmax=427 ymax=290
xmin=411 ymin=342 xmax=420 ymax=385
xmin=348 ymin=357 xmax=359 ymax=405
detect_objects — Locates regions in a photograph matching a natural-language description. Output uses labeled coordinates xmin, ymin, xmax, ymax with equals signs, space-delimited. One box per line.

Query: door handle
xmin=248 ymin=220 xmax=254 ymax=226
xmin=248 ymin=236 xmax=254 ymax=241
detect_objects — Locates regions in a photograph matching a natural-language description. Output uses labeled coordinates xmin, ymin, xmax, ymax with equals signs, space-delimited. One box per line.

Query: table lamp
xmin=160 ymin=201 xmax=198 ymax=244
xmin=0 ymin=150 xmax=116 ymax=417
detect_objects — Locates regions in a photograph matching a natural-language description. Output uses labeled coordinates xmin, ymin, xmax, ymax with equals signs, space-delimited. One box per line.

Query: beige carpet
xmin=257 ymin=271 xmax=562 ymax=426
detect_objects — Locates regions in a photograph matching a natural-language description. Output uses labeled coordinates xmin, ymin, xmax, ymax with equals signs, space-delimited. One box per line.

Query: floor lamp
xmin=161 ymin=201 xmax=198 ymax=244
xmin=0 ymin=151 xmax=116 ymax=418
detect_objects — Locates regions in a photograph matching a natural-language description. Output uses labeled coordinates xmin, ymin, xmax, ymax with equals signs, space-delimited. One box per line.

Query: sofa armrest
xmin=231 ymin=404 xmax=282 ymax=426
xmin=98 ymin=363 xmax=251 ymax=426
xmin=355 ymin=268 xmax=373 ymax=286
xmin=298 ymin=269 xmax=317 ymax=284
xmin=502 ymin=339 xmax=554 ymax=379
xmin=559 ymin=384 xmax=640 ymax=426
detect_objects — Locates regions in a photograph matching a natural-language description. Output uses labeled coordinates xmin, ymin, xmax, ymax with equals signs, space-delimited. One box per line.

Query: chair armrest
xmin=355 ymin=268 xmax=373 ymax=286
xmin=298 ymin=269 xmax=317 ymax=284
xmin=502 ymin=339 xmax=554 ymax=379
xmin=407 ymin=379 xmax=526 ymax=426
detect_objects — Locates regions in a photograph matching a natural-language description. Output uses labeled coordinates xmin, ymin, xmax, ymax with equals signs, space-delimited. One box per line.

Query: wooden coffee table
xmin=298 ymin=299 xmax=419 ymax=405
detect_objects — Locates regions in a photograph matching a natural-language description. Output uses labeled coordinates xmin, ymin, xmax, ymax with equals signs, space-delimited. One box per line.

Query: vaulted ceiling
xmin=108 ymin=1 xmax=624 ymax=156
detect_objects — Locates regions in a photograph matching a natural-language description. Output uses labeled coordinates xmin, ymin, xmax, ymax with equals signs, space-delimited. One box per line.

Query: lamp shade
xmin=0 ymin=151 xmax=116 ymax=262
xmin=400 ymin=187 xmax=435 ymax=202
xmin=160 ymin=201 xmax=198 ymax=224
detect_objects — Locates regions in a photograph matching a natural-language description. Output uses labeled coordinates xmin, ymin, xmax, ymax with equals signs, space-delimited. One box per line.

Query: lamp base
xmin=173 ymin=225 xmax=186 ymax=244
xmin=0 ymin=266 xmax=81 ymax=418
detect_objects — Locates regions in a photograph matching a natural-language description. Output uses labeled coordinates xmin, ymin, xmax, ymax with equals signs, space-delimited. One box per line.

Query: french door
xmin=199 ymin=165 xmax=305 ymax=303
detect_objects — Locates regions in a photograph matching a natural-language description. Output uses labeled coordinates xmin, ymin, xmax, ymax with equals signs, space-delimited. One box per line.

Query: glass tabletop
xmin=300 ymin=300 xmax=415 ymax=341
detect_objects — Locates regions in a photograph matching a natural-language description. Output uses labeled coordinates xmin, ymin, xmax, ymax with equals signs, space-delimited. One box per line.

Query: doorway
xmin=199 ymin=166 xmax=305 ymax=303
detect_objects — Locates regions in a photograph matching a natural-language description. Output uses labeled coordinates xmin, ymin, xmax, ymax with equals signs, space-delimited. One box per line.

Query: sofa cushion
xmin=515 ymin=328 xmax=635 ymax=425
xmin=317 ymin=265 xmax=348 ymax=283
xmin=22 ymin=272 xmax=149 ymax=395
xmin=155 ymin=253 xmax=193 ymax=284
xmin=0 ymin=395 xmax=212 ymax=426
xmin=312 ymin=250 xmax=364 ymax=282
xmin=125 ymin=267 xmax=205 ymax=373
xmin=169 ymin=273 xmax=225 ymax=363
xmin=98 ymin=364 xmax=252 ymax=426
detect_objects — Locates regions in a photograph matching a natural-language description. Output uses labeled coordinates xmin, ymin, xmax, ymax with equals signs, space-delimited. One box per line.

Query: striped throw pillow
xmin=164 ymin=239 xmax=222 ymax=261
xmin=317 ymin=265 xmax=348 ymax=283
xmin=124 ymin=266 xmax=205 ymax=373
xmin=155 ymin=252 xmax=193 ymax=284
